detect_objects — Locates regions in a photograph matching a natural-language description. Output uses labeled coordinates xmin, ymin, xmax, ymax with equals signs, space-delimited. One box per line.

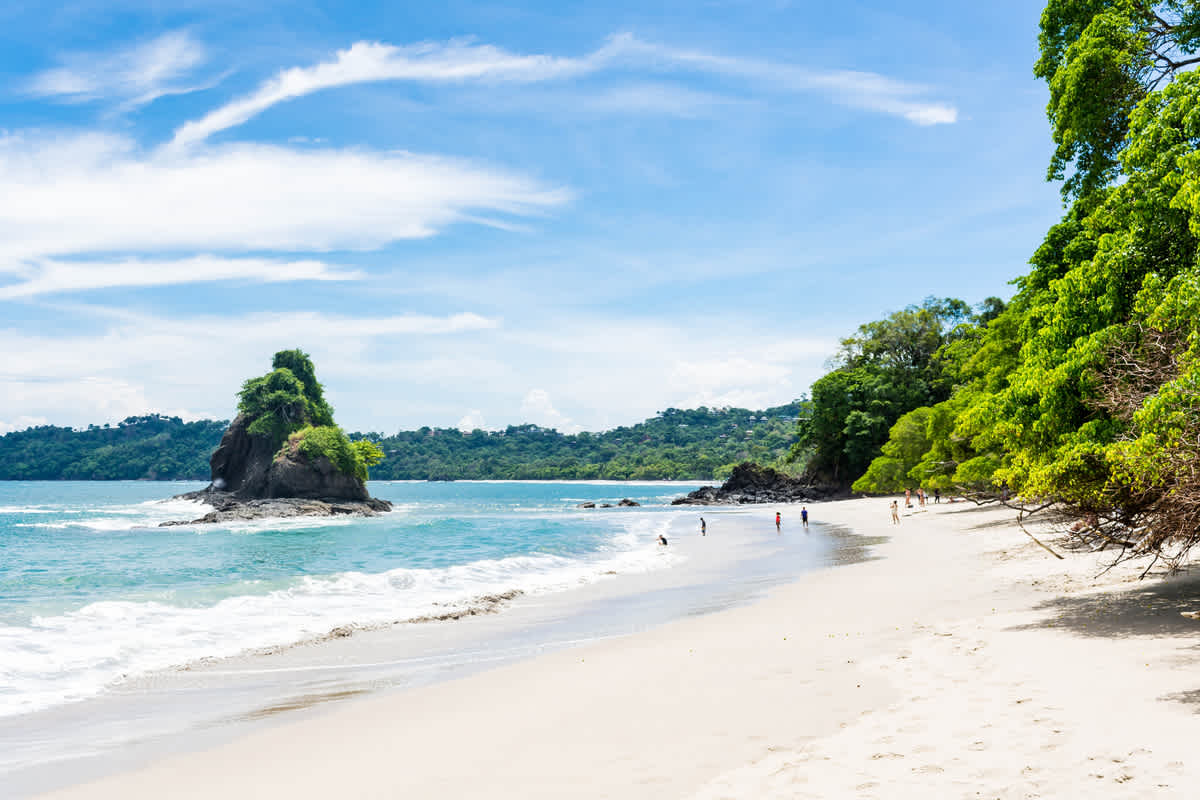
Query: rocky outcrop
xmin=577 ymin=498 xmax=641 ymax=509
xmin=161 ymin=494 xmax=392 ymax=526
xmin=204 ymin=415 xmax=370 ymax=502
xmin=671 ymin=462 xmax=843 ymax=505
xmin=207 ymin=414 xmax=277 ymax=497
xmin=167 ymin=414 xmax=391 ymax=524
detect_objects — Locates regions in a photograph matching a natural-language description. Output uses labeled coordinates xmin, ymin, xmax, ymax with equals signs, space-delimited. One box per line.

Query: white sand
xmin=41 ymin=499 xmax=1200 ymax=799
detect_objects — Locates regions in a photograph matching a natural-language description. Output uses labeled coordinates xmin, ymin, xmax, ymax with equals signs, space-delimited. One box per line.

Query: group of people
xmin=658 ymin=508 xmax=810 ymax=546
xmin=890 ymin=486 xmax=943 ymax=524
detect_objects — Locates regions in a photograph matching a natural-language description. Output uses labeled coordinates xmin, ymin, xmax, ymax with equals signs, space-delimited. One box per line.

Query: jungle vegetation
xmin=842 ymin=0 xmax=1200 ymax=565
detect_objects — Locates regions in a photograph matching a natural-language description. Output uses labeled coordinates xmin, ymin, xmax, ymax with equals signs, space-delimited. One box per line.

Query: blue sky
xmin=0 ymin=0 xmax=1062 ymax=435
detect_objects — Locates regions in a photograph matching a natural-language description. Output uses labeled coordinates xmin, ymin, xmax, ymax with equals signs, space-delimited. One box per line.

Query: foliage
xmin=848 ymin=5 xmax=1200 ymax=563
xmin=289 ymin=425 xmax=365 ymax=480
xmin=238 ymin=368 xmax=309 ymax=446
xmin=795 ymin=297 xmax=973 ymax=486
xmin=852 ymin=407 xmax=934 ymax=493
xmin=365 ymin=402 xmax=805 ymax=481
xmin=1036 ymin=0 xmax=1200 ymax=200
xmin=0 ymin=416 xmax=227 ymax=480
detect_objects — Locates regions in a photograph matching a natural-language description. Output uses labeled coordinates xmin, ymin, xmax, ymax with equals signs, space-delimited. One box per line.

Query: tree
xmin=1036 ymin=1 xmax=1200 ymax=199
xmin=796 ymin=297 xmax=973 ymax=486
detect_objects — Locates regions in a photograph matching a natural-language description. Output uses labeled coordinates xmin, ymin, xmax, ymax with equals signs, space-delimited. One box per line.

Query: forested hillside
xmin=0 ymin=416 xmax=229 ymax=480
xmin=362 ymin=402 xmax=804 ymax=480
xmin=0 ymin=402 xmax=803 ymax=481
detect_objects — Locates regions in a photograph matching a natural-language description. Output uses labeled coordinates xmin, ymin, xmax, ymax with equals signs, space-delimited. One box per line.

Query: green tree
xmin=1036 ymin=1 xmax=1200 ymax=200
xmin=796 ymin=297 xmax=971 ymax=486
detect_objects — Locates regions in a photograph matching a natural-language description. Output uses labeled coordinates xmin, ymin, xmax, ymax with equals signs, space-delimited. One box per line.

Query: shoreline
xmin=8 ymin=502 xmax=849 ymax=796
xmin=38 ymin=497 xmax=1200 ymax=798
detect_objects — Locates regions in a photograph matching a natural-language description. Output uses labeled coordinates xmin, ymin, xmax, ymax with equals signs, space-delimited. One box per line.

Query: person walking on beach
xmin=934 ymin=488 xmax=941 ymax=504
xmin=775 ymin=511 xmax=781 ymax=533
xmin=890 ymin=500 xmax=900 ymax=524
xmin=700 ymin=517 xmax=706 ymax=536
xmin=905 ymin=488 xmax=912 ymax=508
xmin=918 ymin=488 xmax=926 ymax=508
xmin=800 ymin=506 xmax=809 ymax=528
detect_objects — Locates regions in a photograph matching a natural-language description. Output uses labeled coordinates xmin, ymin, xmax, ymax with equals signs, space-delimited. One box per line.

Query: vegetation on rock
xmin=236 ymin=350 xmax=381 ymax=482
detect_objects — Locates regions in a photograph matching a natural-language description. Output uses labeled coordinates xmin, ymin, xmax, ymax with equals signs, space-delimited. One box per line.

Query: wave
xmin=0 ymin=514 xmax=675 ymax=719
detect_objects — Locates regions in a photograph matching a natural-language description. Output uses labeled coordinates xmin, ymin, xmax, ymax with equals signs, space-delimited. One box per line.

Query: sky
xmin=0 ymin=0 xmax=1064 ymax=435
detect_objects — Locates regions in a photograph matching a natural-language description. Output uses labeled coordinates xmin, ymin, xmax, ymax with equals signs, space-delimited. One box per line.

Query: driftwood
xmin=1016 ymin=511 xmax=1063 ymax=560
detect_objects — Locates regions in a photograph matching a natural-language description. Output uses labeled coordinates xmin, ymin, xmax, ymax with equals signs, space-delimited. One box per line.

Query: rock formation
xmin=671 ymin=462 xmax=842 ymax=505
xmin=163 ymin=350 xmax=391 ymax=524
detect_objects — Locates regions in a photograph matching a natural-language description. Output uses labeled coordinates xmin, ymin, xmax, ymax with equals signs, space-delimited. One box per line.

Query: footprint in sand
xmin=968 ymin=740 xmax=987 ymax=751
xmin=870 ymin=752 xmax=905 ymax=760
xmin=911 ymin=764 xmax=944 ymax=774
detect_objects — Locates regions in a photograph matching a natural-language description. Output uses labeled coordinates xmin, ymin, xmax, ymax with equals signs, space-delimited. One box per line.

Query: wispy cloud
xmin=0 ymin=131 xmax=569 ymax=266
xmin=27 ymin=30 xmax=212 ymax=111
xmin=169 ymin=33 xmax=957 ymax=149
xmin=0 ymin=256 xmax=361 ymax=299
xmin=615 ymin=38 xmax=959 ymax=126
xmin=169 ymin=38 xmax=616 ymax=149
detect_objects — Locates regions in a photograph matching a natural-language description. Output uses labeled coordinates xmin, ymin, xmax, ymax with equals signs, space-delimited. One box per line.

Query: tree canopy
xmin=846 ymin=1 xmax=1200 ymax=564
xmin=794 ymin=297 xmax=982 ymax=485
xmin=1036 ymin=0 xmax=1200 ymax=199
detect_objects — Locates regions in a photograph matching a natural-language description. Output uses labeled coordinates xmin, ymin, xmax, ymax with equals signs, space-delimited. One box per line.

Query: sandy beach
xmin=40 ymin=498 xmax=1200 ymax=799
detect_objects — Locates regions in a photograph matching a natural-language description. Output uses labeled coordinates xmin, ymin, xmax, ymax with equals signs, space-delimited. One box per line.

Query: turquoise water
xmin=0 ymin=480 xmax=699 ymax=718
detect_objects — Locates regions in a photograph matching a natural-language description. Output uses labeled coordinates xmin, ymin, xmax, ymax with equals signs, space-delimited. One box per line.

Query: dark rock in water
xmin=268 ymin=438 xmax=368 ymax=501
xmin=671 ymin=462 xmax=843 ymax=506
xmin=206 ymin=414 xmax=369 ymax=502
xmin=617 ymin=498 xmax=640 ymax=507
xmin=161 ymin=493 xmax=391 ymax=526
xmin=207 ymin=414 xmax=277 ymax=498
xmin=166 ymin=413 xmax=391 ymax=524
xmin=577 ymin=502 xmax=596 ymax=509
xmin=599 ymin=503 xmax=613 ymax=508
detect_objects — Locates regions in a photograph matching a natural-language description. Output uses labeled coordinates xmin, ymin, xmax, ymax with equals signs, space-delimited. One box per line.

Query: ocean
xmin=0 ymin=480 xmax=865 ymax=795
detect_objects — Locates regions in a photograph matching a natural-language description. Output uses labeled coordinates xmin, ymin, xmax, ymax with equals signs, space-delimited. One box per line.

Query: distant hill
xmin=0 ymin=416 xmax=230 ymax=481
xmin=361 ymin=402 xmax=805 ymax=481
xmin=0 ymin=402 xmax=804 ymax=481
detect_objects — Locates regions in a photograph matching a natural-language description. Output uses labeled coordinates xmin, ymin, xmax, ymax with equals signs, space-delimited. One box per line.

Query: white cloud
xmin=168 ymin=33 xmax=956 ymax=149
xmin=456 ymin=409 xmax=489 ymax=432
xmin=169 ymin=38 xmax=615 ymax=149
xmin=0 ymin=132 xmax=569 ymax=265
xmin=27 ymin=31 xmax=210 ymax=110
xmin=613 ymin=37 xmax=959 ymax=126
xmin=520 ymin=388 xmax=582 ymax=433
xmin=0 ymin=256 xmax=360 ymax=299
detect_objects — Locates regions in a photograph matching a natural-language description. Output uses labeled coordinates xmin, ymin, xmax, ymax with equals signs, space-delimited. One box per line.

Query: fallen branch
xmin=1017 ymin=511 xmax=1064 ymax=560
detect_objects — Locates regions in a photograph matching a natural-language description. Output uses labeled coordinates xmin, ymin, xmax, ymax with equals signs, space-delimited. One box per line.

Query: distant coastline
xmin=0 ymin=402 xmax=804 ymax=482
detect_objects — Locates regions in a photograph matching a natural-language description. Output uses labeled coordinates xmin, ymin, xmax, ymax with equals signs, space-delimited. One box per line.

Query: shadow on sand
xmin=1010 ymin=568 xmax=1200 ymax=712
